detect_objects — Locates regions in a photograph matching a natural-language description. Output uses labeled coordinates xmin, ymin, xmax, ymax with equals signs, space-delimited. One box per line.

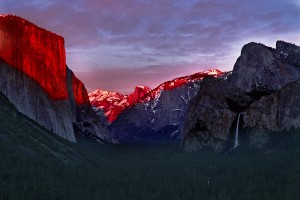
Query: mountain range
xmin=0 ymin=14 xmax=299 ymax=151
xmin=90 ymin=69 xmax=223 ymax=141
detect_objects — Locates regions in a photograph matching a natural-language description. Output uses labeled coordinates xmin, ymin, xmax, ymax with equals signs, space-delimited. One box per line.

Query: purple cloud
xmin=75 ymin=63 xmax=217 ymax=94
xmin=1 ymin=0 xmax=300 ymax=93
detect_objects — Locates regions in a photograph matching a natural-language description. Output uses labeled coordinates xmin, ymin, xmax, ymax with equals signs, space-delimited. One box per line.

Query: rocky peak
xmin=89 ymin=90 xmax=126 ymax=106
xmin=230 ymin=41 xmax=300 ymax=92
xmin=127 ymin=86 xmax=151 ymax=105
xmin=240 ymin=42 xmax=274 ymax=54
xmin=92 ymin=91 xmax=127 ymax=112
xmin=276 ymin=40 xmax=300 ymax=54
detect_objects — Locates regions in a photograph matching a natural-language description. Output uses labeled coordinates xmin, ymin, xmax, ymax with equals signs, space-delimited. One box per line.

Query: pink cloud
xmin=0 ymin=0 xmax=299 ymax=92
xmin=75 ymin=64 xmax=217 ymax=94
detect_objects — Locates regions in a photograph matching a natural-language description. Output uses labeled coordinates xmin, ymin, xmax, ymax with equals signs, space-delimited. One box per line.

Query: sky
xmin=1 ymin=0 xmax=300 ymax=94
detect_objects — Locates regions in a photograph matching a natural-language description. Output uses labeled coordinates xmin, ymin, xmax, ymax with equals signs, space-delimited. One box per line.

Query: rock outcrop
xmin=183 ymin=41 xmax=300 ymax=151
xmin=0 ymin=14 xmax=113 ymax=143
xmin=230 ymin=41 xmax=300 ymax=92
xmin=244 ymin=79 xmax=300 ymax=143
xmin=127 ymin=86 xmax=152 ymax=105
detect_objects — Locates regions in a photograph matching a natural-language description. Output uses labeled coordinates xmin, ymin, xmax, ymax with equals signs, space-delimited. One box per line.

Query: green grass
xmin=0 ymin=92 xmax=299 ymax=200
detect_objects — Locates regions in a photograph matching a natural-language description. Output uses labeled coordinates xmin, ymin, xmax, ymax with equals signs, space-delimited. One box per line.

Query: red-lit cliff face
xmin=0 ymin=14 xmax=115 ymax=143
xmin=127 ymin=86 xmax=151 ymax=105
xmin=0 ymin=14 xmax=67 ymax=100
xmin=72 ymin=74 xmax=90 ymax=105
xmin=89 ymin=69 xmax=223 ymax=123
xmin=138 ymin=69 xmax=223 ymax=104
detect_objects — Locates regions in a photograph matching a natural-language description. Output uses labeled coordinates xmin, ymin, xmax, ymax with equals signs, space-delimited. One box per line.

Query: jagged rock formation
xmin=107 ymin=70 xmax=223 ymax=142
xmin=0 ymin=14 xmax=113 ymax=143
xmin=183 ymin=41 xmax=300 ymax=151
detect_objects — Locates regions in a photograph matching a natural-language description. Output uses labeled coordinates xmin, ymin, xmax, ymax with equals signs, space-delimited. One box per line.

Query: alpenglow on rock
xmin=183 ymin=41 xmax=300 ymax=151
xmin=98 ymin=69 xmax=223 ymax=142
xmin=89 ymin=86 xmax=151 ymax=123
xmin=0 ymin=14 xmax=114 ymax=143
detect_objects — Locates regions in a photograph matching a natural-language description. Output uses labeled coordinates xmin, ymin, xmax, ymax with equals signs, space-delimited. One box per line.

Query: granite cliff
xmin=0 ymin=14 xmax=114 ymax=143
xmin=183 ymin=41 xmax=300 ymax=151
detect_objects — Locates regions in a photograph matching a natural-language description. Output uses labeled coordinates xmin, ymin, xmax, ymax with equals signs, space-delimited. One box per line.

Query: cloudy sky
xmin=1 ymin=0 xmax=300 ymax=94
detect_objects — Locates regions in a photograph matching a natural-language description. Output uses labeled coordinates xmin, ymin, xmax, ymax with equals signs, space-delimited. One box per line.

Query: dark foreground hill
xmin=0 ymin=91 xmax=299 ymax=200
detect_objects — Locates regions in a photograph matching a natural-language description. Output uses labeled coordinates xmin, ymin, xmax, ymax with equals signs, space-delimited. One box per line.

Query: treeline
xmin=0 ymin=136 xmax=299 ymax=200
xmin=0 ymin=90 xmax=299 ymax=200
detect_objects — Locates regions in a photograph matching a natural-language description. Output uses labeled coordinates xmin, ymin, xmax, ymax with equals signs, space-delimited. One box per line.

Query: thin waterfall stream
xmin=234 ymin=113 xmax=241 ymax=148
xmin=230 ymin=113 xmax=241 ymax=151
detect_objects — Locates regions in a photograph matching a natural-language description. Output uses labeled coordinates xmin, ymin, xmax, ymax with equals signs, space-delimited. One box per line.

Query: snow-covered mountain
xmin=89 ymin=86 xmax=151 ymax=122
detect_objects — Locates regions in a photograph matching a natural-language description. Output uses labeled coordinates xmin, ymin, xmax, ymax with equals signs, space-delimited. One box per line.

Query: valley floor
xmin=0 ymin=93 xmax=299 ymax=200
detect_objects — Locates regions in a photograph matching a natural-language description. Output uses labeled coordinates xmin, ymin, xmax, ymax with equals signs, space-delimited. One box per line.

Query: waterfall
xmin=233 ymin=113 xmax=241 ymax=148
